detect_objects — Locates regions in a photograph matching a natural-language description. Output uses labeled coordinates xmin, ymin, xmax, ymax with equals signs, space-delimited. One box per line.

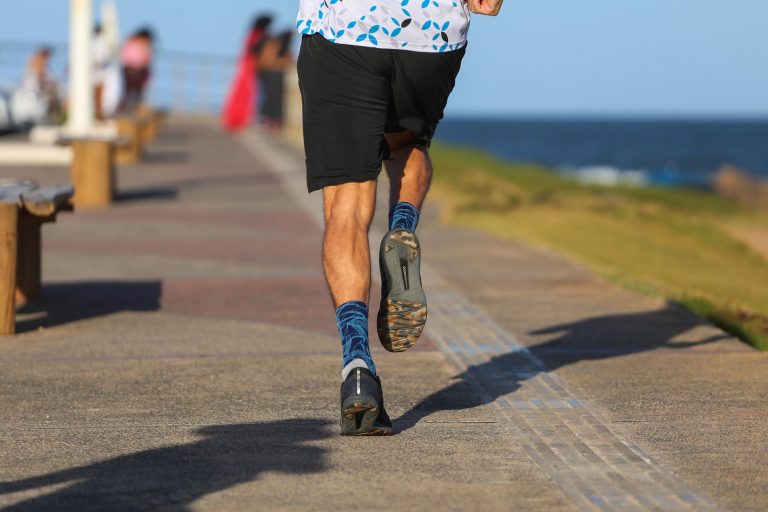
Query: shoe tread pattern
xmin=377 ymin=229 xmax=427 ymax=353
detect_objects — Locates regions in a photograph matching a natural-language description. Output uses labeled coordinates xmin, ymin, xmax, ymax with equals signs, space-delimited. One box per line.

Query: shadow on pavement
xmin=396 ymin=302 xmax=728 ymax=432
xmin=116 ymin=187 xmax=179 ymax=203
xmin=16 ymin=281 xmax=162 ymax=333
xmin=155 ymin=130 xmax=189 ymax=143
xmin=141 ymin=150 xmax=190 ymax=165
xmin=115 ymin=173 xmax=278 ymax=204
xmin=0 ymin=419 xmax=331 ymax=511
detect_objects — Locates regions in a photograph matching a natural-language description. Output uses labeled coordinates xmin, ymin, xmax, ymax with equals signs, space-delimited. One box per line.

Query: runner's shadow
xmin=0 ymin=419 xmax=331 ymax=511
xmin=396 ymin=302 xmax=728 ymax=432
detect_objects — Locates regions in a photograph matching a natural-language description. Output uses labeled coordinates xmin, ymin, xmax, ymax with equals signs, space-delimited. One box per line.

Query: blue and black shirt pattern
xmin=297 ymin=0 xmax=471 ymax=53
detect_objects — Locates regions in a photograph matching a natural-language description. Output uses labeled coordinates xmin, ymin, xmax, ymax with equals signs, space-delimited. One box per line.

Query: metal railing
xmin=150 ymin=49 xmax=236 ymax=113
xmin=0 ymin=41 xmax=68 ymax=91
xmin=0 ymin=39 xmax=237 ymax=114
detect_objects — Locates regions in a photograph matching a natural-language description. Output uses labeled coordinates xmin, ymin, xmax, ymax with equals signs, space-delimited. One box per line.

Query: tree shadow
xmin=16 ymin=281 xmax=162 ymax=333
xmin=396 ymin=302 xmax=729 ymax=432
xmin=0 ymin=419 xmax=331 ymax=511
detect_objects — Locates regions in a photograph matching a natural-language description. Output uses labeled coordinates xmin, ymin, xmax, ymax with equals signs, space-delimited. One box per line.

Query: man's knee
xmin=385 ymin=133 xmax=431 ymax=169
xmin=325 ymin=209 xmax=371 ymax=234
xmin=385 ymin=130 xmax=424 ymax=153
xmin=323 ymin=181 xmax=377 ymax=230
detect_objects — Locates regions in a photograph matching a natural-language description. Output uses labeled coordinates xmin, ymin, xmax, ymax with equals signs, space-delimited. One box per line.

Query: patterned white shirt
xmin=297 ymin=0 xmax=471 ymax=53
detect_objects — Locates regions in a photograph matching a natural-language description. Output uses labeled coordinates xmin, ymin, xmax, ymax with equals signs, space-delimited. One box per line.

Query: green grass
xmin=429 ymin=143 xmax=768 ymax=350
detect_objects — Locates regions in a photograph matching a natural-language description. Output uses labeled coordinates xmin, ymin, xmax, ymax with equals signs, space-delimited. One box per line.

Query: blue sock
xmin=336 ymin=301 xmax=376 ymax=380
xmin=389 ymin=201 xmax=419 ymax=232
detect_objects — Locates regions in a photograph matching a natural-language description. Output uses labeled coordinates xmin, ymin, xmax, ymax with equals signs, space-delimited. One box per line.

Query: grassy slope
xmin=429 ymin=144 xmax=768 ymax=350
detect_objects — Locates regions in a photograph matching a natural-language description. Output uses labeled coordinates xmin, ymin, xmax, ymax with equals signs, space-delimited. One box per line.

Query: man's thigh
xmin=298 ymin=35 xmax=392 ymax=193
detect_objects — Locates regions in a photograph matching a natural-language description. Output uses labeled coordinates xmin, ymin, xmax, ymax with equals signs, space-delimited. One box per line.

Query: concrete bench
xmin=0 ymin=180 xmax=74 ymax=335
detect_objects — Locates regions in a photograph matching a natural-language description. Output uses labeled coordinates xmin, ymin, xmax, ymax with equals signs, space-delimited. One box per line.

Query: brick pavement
xmin=0 ymin=117 xmax=766 ymax=511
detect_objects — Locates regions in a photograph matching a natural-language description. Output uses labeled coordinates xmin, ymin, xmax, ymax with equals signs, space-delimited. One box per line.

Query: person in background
xmin=120 ymin=28 xmax=154 ymax=113
xmin=92 ymin=25 xmax=109 ymax=119
xmin=22 ymin=46 xmax=61 ymax=121
xmin=99 ymin=0 xmax=124 ymax=118
xmin=222 ymin=15 xmax=273 ymax=131
xmin=255 ymin=30 xmax=293 ymax=131
xmin=23 ymin=47 xmax=52 ymax=92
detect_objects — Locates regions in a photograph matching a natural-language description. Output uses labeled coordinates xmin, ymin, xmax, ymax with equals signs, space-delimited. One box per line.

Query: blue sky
xmin=3 ymin=0 xmax=767 ymax=117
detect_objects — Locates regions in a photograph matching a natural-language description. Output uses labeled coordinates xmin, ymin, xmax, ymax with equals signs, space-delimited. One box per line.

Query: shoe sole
xmin=377 ymin=229 xmax=427 ymax=353
xmin=340 ymin=401 xmax=392 ymax=436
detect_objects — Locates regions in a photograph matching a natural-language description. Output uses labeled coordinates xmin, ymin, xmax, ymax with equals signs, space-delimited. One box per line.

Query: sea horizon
xmin=435 ymin=117 xmax=768 ymax=186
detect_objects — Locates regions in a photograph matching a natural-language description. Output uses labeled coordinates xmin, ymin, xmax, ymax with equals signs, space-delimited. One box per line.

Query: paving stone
xmin=0 ymin=117 xmax=764 ymax=511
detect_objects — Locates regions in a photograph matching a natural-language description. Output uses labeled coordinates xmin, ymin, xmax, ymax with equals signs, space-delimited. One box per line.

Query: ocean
xmin=434 ymin=118 xmax=768 ymax=187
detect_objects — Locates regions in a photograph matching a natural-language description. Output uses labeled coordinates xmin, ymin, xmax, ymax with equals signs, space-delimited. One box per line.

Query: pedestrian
xmin=222 ymin=15 xmax=273 ymax=131
xmin=99 ymin=0 xmax=123 ymax=118
xmin=21 ymin=46 xmax=61 ymax=122
xmin=92 ymin=24 xmax=109 ymax=119
xmin=119 ymin=27 xmax=154 ymax=113
xmin=295 ymin=0 xmax=504 ymax=435
xmin=255 ymin=30 xmax=293 ymax=131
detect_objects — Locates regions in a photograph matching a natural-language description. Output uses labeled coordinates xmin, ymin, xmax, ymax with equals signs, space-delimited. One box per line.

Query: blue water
xmin=435 ymin=118 xmax=768 ymax=187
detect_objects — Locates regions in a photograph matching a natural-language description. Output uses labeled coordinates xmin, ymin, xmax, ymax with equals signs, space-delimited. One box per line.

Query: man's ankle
xmin=341 ymin=358 xmax=371 ymax=381
xmin=336 ymin=301 xmax=377 ymax=380
xmin=389 ymin=201 xmax=419 ymax=231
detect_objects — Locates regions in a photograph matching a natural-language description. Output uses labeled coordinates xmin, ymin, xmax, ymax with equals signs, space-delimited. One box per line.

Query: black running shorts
xmin=297 ymin=34 xmax=465 ymax=192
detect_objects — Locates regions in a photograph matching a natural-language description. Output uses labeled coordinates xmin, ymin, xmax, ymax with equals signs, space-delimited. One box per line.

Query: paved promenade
xmin=1 ymin=117 xmax=766 ymax=511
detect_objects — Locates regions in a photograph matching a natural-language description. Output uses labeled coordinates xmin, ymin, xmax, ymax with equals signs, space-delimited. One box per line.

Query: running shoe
xmin=377 ymin=228 xmax=427 ymax=352
xmin=340 ymin=367 xmax=392 ymax=436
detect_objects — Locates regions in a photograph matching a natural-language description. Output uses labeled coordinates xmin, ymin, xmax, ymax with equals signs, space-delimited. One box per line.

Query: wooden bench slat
xmin=0 ymin=181 xmax=37 ymax=205
xmin=56 ymin=134 xmax=131 ymax=148
xmin=21 ymin=185 xmax=75 ymax=217
xmin=1 ymin=181 xmax=74 ymax=216
xmin=1 ymin=179 xmax=73 ymax=334
xmin=0 ymin=203 xmax=18 ymax=335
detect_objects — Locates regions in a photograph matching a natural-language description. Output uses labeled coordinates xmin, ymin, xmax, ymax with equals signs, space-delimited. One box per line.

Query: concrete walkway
xmin=0 ymin=117 xmax=766 ymax=511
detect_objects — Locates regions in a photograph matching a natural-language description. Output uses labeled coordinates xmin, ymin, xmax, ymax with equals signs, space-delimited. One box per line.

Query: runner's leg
xmin=375 ymin=45 xmax=465 ymax=351
xmin=322 ymin=180 xmax=377 ymax=307
xmin=385 ymin=131 xmax=433 ymax=211
xmin=377 ymin=136 xmax=430 ymax=352
xmin=298 ymin=35 xmax=393 ymax=433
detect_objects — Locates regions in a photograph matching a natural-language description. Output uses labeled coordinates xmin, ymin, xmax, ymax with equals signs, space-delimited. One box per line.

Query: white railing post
xmin=67 ymin=0 xmax=94 ymax=135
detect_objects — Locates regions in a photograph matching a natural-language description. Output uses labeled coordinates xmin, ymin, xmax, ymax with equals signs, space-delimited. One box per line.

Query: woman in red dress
xmin=222 ymin=15 xmax=273 ymax=132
